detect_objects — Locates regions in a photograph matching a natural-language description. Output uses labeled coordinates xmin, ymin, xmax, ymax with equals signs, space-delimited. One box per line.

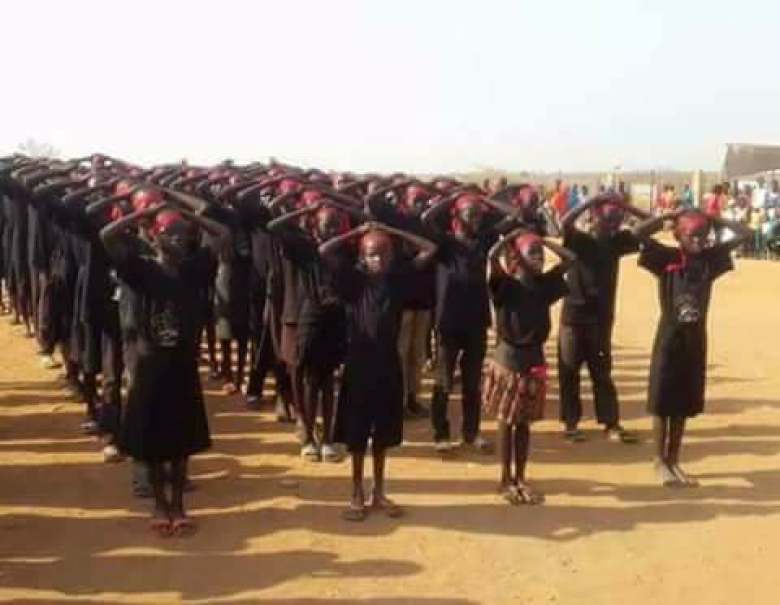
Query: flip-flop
xmin=670 ymin=465 xmax=699 ymax=488
xmin=516 ymin=483 xmax=545 ymax=505
xmin=149 ymin=517 xmax=172 ymax=538
xmin=370 ymin=496 xmax=404 ymax=518
xmin=171 ymin=517 xmax=197 ymax=537
xmin=500 ymin=485 xmax=521 ymax=506
xmin=341 ymin=504 xmax=367 ymax=522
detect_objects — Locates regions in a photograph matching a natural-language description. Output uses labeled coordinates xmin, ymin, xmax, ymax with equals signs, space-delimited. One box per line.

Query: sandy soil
xmin=1 ymin=257 xmax=780 ymax=605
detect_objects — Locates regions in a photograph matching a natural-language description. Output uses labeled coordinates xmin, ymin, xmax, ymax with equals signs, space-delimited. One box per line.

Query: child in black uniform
xmin=483 ymin=229 xmax=574 ymax=504
xmin=633 ymin=209 xmax=751 ymax=487
xmin=319 ymin=222 xmax=437 ymax=521
xmin=101 ymin=196 xmax=229 ymax=535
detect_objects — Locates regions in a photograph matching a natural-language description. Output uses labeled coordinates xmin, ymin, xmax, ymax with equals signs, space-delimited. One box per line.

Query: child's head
xmin=314 ymin=205 xmax=349 ymax=242
xmin=508 ymin=232 xmax=544 ymax=276
xmin=674 ymin=211 xmax=710 ymax=255
xmin=401 ymin=184 xmax=429 ymax=217
xmin=359 ymin=230 xmax=394 ymax=275
xmin=452 ymin=193 xmax=485 ymax=236
xmin=590 ymin=194 xmax=625 ymax=237
xmin=152 ymin=210 xmax=197 ymax=264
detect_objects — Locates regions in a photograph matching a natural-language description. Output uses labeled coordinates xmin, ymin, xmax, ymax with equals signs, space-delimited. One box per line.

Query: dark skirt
xmin=647 ymin=320 xmax=707 ymax=418
xmin=297 ymin=306 xmax=346 ymax=374
xmin=120 ymin=347 xmax=211 ymax=462
xmin=335 ymin=346 xmax=403 ymax=453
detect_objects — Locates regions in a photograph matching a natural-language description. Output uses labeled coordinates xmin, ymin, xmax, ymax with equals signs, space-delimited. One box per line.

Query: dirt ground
xmin=1 ymin=257 xmax=780 ymax=605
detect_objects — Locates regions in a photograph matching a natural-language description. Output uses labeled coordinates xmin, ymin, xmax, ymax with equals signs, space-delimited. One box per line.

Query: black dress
xmin=639 ymin=240 xmax=733 ymax=418
xmin=332 ymin=259 xmax=413 ymax=453
xmin=113 ymin=250 xmax=212 ymax=462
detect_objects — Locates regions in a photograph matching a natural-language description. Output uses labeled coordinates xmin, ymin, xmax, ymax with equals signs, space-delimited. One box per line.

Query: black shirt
xmin=561 ymin=229 xmax=639 ymax=325
xmin=434 ymin=231 xmax=497 ymax=334
xmin=638 ymin=240 xmax=733 ymax=326
xmin=490 ymin=267 xmax=568 ymax=371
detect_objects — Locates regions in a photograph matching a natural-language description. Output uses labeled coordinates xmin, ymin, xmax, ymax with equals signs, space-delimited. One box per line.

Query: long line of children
xmin=0 ymin=154 xmax=751 ymax=535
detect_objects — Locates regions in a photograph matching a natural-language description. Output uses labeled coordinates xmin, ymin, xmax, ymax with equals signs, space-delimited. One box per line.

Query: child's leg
xmin=205 ymin=320 xmax=218 ymax=376
xmin=497 ymin=421 xmax=513 ymax=489
xmin=169 ymin=457 xmax=197 ymax=534
xmin=147 ymin=461 xmax=171 ymax=533
xmin=219 ymin=339 xmax=233 ymax=383
xmin=652 ymin=416 xmax=679 ymax=486
xmin=235 ymin=335 xmax=248 ymax=392
xmin=342 ymin=451 xmax=367 ymax=521
xmin=514 ymin=422 xmax=543 ymax=504
xmin=300 ymin=368 xmax=318 ymax=451
xmin=668 ymin=417 xmax=698 ymax=487
xmin=320 ymin=372 xmax=335 ymax=445
xmin=369 ymin=444 xmax=403 ymax=516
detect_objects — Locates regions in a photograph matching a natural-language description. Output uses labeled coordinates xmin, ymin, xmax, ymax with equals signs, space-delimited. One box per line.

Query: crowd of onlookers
xmin=654 ymin=180 xmax=780 ymax=259
xmin=527 ymin=178 xmax=780 ymax=260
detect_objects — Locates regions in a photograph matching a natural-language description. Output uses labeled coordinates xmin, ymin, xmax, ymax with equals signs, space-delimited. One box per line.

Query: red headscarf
xmin=510 ymin=232 xmax=542 ymax=255
xmin=151 ymin=210 xmax=186 ymax=237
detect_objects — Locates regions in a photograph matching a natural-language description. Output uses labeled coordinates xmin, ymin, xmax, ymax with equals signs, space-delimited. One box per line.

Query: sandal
xmin=516 ymin=483 xmax=545 ymax=505
xmin=341 ymin=504 xmax=367 ymax=522
xmin=369 ymin=493 xmax=404 ymax=518
xmin=606 ymin=425 xmax=639 ymax=444
xmin=670 ymin=464 xmax=699 ymax=488
xmin=500 ymin=485 xmax=521 ymax=506
xmin=149 ymin=517 xmax=172 ymax=538
xmin=171 ymin=516 xmax=197 ymax=537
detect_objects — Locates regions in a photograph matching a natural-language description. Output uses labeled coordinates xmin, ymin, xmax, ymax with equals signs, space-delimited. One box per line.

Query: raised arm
xmin=710 ymin=215 xmax=753 ymax=252
xmin=370 ymin=222 xmax=438 ymax=269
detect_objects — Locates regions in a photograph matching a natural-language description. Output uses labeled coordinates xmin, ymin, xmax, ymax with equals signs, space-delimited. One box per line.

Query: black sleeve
xmin=279 ymin=229 xmax=317 ymax=266
xmin=612 ymin=230 xmax=640 ymax=256
xmin=111 ymin=248 xmax=166 ymax=294
xmin=563 ymin=229 xmax=589 ymax=253
xmin=705 ymin=245 xmax=734 ymax=281
xmin=331 ymin=254 xmax=363 ymax=303
xmin=638 ymin=239 xmax=677 ymax=277
xmin=488 ymin=270 xmax=511 ymax=306
xmin=233 ymin=196 xmax=271 ymax=230
xmin=541 ymin=265 xmax=569 ymax=304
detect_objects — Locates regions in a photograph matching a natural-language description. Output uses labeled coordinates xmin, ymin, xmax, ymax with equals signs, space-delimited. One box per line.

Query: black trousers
xmin=557 ymin=322 xmax=619 ymax=428
xmin=247 ymin=322 xmax=293 ymax=405
xmin=431 ymin=328 xmax=487 ymax=443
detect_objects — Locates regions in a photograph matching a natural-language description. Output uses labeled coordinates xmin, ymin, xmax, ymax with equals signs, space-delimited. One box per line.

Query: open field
xmin=1 ymin=257 xmax=780 ymax=604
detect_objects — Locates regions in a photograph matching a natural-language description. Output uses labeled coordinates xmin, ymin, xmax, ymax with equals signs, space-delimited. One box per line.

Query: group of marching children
xmin=0 ymin=154 xmax=751 ymax=534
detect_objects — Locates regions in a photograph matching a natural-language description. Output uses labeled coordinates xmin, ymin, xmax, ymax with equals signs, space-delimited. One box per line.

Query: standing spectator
xmin=568 ymin=185 xmax=580 ymax=211
xmin=681 ymin=184 xmax=694 ymax=209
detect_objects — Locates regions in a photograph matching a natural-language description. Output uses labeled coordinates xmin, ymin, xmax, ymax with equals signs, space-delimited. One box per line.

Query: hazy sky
xmin=2 ymin=0 xmax=778 ymax=173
